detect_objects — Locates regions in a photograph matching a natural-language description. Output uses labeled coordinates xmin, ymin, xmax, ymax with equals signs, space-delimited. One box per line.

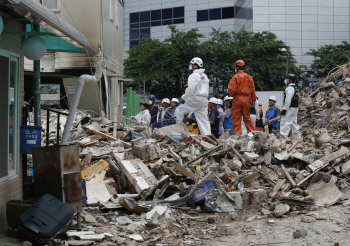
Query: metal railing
xmin=41 ymin=106 xmax=69 ymax=146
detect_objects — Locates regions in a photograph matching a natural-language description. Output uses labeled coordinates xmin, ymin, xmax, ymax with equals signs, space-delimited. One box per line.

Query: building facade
xmin=123 ymin=0 xmax=350 ymax=67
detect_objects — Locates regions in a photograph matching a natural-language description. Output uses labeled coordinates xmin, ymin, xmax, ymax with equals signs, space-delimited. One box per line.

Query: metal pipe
xmin=286 ymin=51 xmax=289 ymax=75
xmin=33 ymin=23 xmax=41 ymax=127
xmin=46 ymin=110 xmax=49 ymax=146
xmin=60 ymin=61 xmax=105 ymax=145
xmin=57 ymin=113 xmax=60 ymax=144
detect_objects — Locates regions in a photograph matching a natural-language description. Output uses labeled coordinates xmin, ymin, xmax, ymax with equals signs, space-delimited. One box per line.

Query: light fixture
xmin=22 ymin=36 xmax=47 ymax=60
xmin=299 ymin=65 xmax=307 ymax=69
xmin=280 ymin=48 xmax=287 ymax=52
xmin=0 ymin=15 xmax=3 ymax=35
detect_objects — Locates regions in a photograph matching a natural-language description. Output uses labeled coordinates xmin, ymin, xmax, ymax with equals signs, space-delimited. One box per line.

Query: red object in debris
xmin=182 ymin=138 xmax=193 ymax=144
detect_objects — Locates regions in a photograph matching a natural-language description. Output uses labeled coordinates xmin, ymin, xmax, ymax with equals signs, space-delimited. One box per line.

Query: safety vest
xmin=266 ymin=105 xmax=280 ymax=129
xmin=284 ymin=84 xmax=299 ymax=108
xmin=224 ymin=114 xmax=233 ymax=130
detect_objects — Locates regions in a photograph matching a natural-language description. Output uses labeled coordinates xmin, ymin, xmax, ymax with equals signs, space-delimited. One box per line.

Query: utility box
xmin=32 ymin=145 xmax=82 ymax=213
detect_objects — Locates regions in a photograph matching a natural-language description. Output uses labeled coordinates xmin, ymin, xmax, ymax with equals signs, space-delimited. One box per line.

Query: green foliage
xmin=124 ymin=26 xmax=301 ymax=98
xmin=305 ymin=41 xmax=350 ymax=78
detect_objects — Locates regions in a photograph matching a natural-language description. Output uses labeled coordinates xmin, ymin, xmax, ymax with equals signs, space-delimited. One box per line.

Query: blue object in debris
xmin=170 ymin=132 xmax=182 ymax=142
xmin=82 ymin=179 xmax=87 ymax=204
xmin=333 ymin=77 xmax=339 ymax=85
xmin=185 ymin=180 xmax=218 ymax=204
xmin=151 ymin=119 xmax=176 ymax=132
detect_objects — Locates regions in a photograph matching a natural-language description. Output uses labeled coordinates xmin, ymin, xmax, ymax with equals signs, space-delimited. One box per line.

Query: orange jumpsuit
xmin=228 ymin=72 xmax=257 ymax=135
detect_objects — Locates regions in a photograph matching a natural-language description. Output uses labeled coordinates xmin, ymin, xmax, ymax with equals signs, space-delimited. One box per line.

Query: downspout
xmin=60 ymin=60 xmax=105 ymax=145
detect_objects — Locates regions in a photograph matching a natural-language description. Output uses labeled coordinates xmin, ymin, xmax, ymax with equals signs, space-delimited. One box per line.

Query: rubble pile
xmin=23 ymin=62 xmax=350 ymax=245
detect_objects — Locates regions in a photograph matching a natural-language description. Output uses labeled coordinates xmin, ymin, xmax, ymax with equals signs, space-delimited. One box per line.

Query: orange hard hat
xmin=259 ymin=103 xmax=262 ymax=106
xmin=234 ymin=60 xmax=245 ymax=67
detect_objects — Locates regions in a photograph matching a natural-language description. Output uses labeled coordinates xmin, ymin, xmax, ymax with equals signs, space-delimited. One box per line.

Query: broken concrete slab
xmin=308 ymin=179 xmax=342 ymax=207
xmin=128 ymin=234 xmax=144 ymax=242
xmin=132 ymin=139 xmax=162 ymax=161
xmin=67 ymin=241 xmax=94 ymax=246
xmin=308 ymin=147 xmax=349 ymax=172
xmin=274 ymin=204 xmax=290 ymax=218
xmin=77 ymin=234 xmax=105 ymax=242
xmin=146 ymin=205 xmax=168 ymax=220
xmin=243 ymin=152 xmax=259 ymax=162
xmin=119 ymin=159 xmax=158 ymax=194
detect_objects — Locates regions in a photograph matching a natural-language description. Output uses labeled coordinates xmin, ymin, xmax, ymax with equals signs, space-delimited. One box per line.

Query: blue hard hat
xmin=149 ymin=95 xmax=156 ymax=100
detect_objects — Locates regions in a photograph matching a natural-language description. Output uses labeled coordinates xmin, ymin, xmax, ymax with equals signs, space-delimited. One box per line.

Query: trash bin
xmin=6 ymin=200 xmax=34 ymax=232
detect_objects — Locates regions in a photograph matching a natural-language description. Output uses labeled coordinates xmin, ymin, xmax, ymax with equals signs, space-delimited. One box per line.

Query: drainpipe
xmin=60 ymin=61 xmax=105 ymax=145
xmin=33 ymin=23 xmax=41 ymax=126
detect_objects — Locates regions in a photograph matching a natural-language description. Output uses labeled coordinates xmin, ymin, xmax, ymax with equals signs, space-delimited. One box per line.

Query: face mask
xmin=140 ymin=107 xmax=144 ymax=111
xmin=189 ymin=64 xmax=192 ymax=71
xmin=235 ymin=68 xmax=237 ymax=73
xmin=148 ymin=101 xmax=153 ymax=105
xmin=284 ymin=79 xmax=288 ymax=85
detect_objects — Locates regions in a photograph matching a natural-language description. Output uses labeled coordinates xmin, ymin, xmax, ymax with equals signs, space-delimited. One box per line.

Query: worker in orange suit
xmin=228 ymin=60 xmax=257 ymax=135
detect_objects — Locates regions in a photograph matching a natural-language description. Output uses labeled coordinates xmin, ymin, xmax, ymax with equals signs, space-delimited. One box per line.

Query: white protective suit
xmin=134 ymin=109 xmax=151 ymax=126
xmin=175 ymin=69 xmax=211 ymax=136
xmin=280 ymin=83 xmax=300 ymax=138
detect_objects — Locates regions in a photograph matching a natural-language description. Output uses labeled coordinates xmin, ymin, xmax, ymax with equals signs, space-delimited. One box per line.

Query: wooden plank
xmin=264 ymin=124 xmax=269 ymax=134
xmin=242 ymin=172 xmax=259 ymax=184
xmin=269 ymin=179 xmax=286 ymax=198
xmin=113 ymin=107 xmax=118 ymax=138
xmin=92 ymin=130 xmax=116 ymax=141
xmin=174 ymin=163 xmax=200 ymax=181
xmin=281 ymin=164 xmax=297 ymax=187
xmin=231 ymin=146 xmax=246 ymax=166
xmin=307 ymin=147 xmax=349 ymax=172
xmin=121 ymin=140 xmax=132 ymax=148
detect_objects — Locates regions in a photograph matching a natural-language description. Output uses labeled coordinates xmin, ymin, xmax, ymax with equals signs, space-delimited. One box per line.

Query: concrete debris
xmin=23 ymin=66 xmax=350 ymax=246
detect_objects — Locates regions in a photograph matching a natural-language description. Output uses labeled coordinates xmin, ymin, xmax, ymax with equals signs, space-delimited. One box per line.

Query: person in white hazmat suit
xmin=280 ymin=74 xmax=300 ymax=138
xmin=174 ymin=57 xmax=211 ymax=136
xmin=132 ymin=103 xmax=151 ymax=125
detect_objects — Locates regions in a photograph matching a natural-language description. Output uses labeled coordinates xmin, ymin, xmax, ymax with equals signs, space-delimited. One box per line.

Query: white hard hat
xmin=171 ymin=98 xmax=179 ymax=103
xmin=269 ymin=95 xmax=277 ymax=101
xmin=217 ymin=99 xmax=223 ymax=105
xmin=224 ymin=96 xmax=233 ymax=101
xmin=190 ymin=57 xmax=203 ymax=67
xmin=209 ymin=97 xmax=218 ymax=104
xmin=162 ymin=98 xmax=170 ymax=104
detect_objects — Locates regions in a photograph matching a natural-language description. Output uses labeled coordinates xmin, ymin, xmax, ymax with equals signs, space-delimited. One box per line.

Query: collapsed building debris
xmin=19 ymin=61 xmax=350 ymax=245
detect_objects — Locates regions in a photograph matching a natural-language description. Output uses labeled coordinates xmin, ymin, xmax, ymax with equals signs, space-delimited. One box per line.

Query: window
xmin=162 ymin=8 xmax=172 ymax=19
xmin=40 ymin=0 xmax=60 ymax=12
xmin=140 ymin=28 xmax=150 ymax=38
xmin=140 ymin=11 xmax=150 ymax=22
xmin=151 ymin=10 xmax=161 ymax=21
xmin=197 ymin=10 xmax=209 ymax=22
xmin=129 ymin=7 xmax=185 ymax=48
xmin=130 ymin=12 xmax=139 ymax=23
xmin=40 ymin=84 xmax=60 ymax=105
xmin=197 ymin=6 xmax=236 ymax=22
xmin=210 ymin=8 xmax=221 ymax=20
xmin=222 ymin=7 xmax=235 ymax=19
xmin=173 ymin=7 xmax=184 ymax=19
xmin=0 ymin=49 xmax=19 ymax=184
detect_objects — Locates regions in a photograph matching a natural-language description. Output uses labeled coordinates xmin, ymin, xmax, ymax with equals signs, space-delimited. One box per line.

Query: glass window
xmin=42 ymin=0 xmax=58 ymax=10
xmin=173 ymin=7 xmax=184 ymax=18
xmin=0 ymin=50 xmax=19 ymax=183
xmin=197 ymin=10 xmax=209 ymax=22
xmin=130 ymin=23 xmax=139 ymax=29
xmin=130 ymin=40 xmax=139 ymax=48
xmin=130 ymin=12 xmax=139 ymax=23
xmin=162 ymin=19 xmax=173 ymax=25
xmin=151 ymin=21 xmax=161 ymax=27
xmin=151 ymin=9 xmax=161 ymax=21
xmin=130 ymin=29 xmax=140 ymax=39
xmin=140 ymin=22 xmax=150 ymax=27
xmin=209 ymin=8 xmax=221 ymax=20
xmin=173 ymin=18 xmax=184 ymax=24
xmin=162 ymin=8 xmax=172 ymax=19
xmin=222 ymin=6 xmax=235 ymax=19
xmin=40 ymin=84 xmax=60 ymax=105
xmin=140 ymin=11 xmax=150 ymax=22
xmin=140 ymin=28 xmax=151 ymax=38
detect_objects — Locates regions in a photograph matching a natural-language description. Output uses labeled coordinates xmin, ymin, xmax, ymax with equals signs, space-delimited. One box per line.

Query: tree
xmin=124 ymin=26 xmax=301 ymax=99
xmin=200 ymin=29 xmax=301 ymax=92
xmin=124 ymin=26 xmax=204 ymax=99
xmin=305 ymin=41 xmax=350 ymax=78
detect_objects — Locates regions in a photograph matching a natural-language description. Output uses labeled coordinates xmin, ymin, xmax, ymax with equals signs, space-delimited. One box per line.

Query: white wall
xmin=253 ymin=0 xmax=350 ymax=66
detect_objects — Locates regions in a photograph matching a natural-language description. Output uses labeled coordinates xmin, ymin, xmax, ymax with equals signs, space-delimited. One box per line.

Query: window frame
xmin=0 ymin=49 xmax=20 ymax=185
xmin=42 ymin=0 xmax=60 ymax=12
